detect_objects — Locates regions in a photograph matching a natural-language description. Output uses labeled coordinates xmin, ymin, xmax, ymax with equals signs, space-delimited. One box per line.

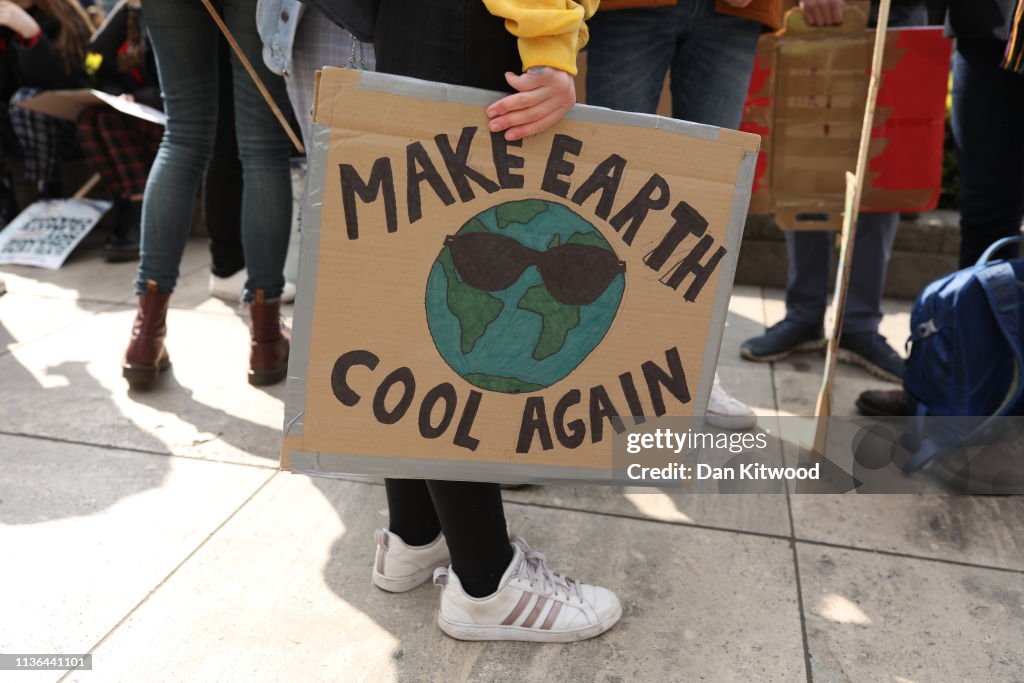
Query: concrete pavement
xmin=1 ymin=236 xmax=1022 ymax=682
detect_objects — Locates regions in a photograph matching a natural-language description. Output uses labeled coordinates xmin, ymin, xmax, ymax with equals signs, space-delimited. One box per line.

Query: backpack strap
xmin=903 ymin=262 xmax=1023 ymax=472
xmin=976 ymin=262 xmax=1024 ymax=416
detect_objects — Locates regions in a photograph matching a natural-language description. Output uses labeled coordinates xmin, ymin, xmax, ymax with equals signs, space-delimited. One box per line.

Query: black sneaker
xmin=838 ymin=331 xmax=904 ymax=384
xmin=740 ymin=318 xmax=825 ymax=362
xmin=855 ymin=388 xmax=909 ymax=416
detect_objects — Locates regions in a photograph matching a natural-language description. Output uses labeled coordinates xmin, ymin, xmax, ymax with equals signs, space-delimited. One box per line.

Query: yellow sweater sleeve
xmin=481 ymin=0 xmax=599 ymax=75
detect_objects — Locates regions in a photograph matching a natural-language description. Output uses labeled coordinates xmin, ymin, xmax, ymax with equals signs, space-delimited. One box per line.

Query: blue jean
xmin=951 ymin=39 xmax=1024 ymax=268
xmin=784 ymin=2 xmax=927 ymax=334
xmin=784 ymin=212 xmax=898 ymax=333
xmin=585 ymin=0 xmax=761 ymax=128
xmin=138 ymin=0 xmax=293 ymax=301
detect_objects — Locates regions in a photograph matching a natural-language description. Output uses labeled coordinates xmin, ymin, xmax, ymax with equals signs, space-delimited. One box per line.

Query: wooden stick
xmin=71 ymin=173 xmax=102 ymax=199
xmin=199 ymin=0 xmax=305 ymax=155
xmin=811 ymin=0 xmax=892 ymax=453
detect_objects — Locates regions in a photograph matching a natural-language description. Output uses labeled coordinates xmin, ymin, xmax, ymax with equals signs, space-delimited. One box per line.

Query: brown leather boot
xmin=249 ymin=294 xmax=289 ymax=386
xmin=123 ymin=282 xmax=171 ymax=389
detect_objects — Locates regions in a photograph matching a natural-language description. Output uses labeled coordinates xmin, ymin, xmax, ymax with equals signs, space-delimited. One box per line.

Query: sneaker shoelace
xmin=514 ymin=538 xmax=583 ymax=603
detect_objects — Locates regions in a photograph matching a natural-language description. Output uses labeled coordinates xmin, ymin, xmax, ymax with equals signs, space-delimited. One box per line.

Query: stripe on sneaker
xmin=540 ymin=601 xmax=562 ymax=630
xmin=374 ymin=531 xmax=388 ymax=574
xmin=521 ymin=596 xmax=548 ymax=628
xmin=501 ymin=592 xmax=533 ymax=626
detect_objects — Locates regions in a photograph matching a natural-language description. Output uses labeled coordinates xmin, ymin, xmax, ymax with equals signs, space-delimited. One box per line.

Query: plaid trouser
xmin=7 ymin=87 xmax=81 ymax=184
xmin=77 ymin=105 xmax=163 ymax=198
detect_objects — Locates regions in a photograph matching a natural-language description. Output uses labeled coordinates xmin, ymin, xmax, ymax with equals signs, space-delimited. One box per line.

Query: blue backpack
xmin=902 ymin=235 xmax=1024 ymax=471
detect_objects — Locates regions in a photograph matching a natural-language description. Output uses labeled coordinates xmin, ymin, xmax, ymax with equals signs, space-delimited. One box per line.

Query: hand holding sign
xmin=486 ymin=67 xmax=577 ymax=142
xmin=0 ymin=0 xmax=41 ymax=39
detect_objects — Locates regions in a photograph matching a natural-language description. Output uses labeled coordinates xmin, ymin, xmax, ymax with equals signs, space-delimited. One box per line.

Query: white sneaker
xmin=209 ymin=269 xmax=297 ymax=304
xmin=706 ymin=372 xmax=757 ymax=430
xmin=280 ymin=280 xmax=296 ymax=304
xmin=434 ymin=537 xmax=621 ymax=643
xmin=209 ymin=269 xmax=247 ymax=302
xmin=372 ymin=528 xmax=450 ymax=593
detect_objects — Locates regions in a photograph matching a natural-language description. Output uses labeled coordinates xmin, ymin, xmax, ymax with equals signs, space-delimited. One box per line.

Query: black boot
xmin=104 ymin=198 xmax=141 ymax=263
xmin=0 ymin=179 xmax=18 ymax=226
xmin=38 ymin=179 xmax=63 ymax=200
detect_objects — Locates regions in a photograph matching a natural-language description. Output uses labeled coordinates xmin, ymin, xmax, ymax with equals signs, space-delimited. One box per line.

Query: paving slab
xmin=798 ymin=543 xmax=1024 ymax=682
xmin=717 ymin=285 xmax=766 ymax=369
xmin=792 ymin=495 xmax=1024 ymax=572
xmin=0 ymin=306 xmax=285 ymax=467
xmin=0 ymin=293 xmax=109 ymax=355
xmin=0 ymin=239 xmax=210 ymax=305
xmin=717 ymin=360 xmax=777 ymax=417
xmin=502 ymin=484 xmax=790 ymax=538
xmin=773 ymin=368 xmax=882 ymax=419
xmin=77 ymin=473 xmax=806 ymax=682
xmin=0 ymin=434 xmax=271 ymax=664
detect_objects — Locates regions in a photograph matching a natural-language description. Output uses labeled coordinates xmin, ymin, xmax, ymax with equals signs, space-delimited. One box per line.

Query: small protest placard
xmin=18 ymin=89 xmax=166 ymax=126
xmin=0 ymin=199 xmax=111 ymax=269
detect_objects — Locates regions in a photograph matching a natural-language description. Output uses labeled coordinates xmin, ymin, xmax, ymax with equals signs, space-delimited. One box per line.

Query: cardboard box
xmin=281 ymin=68 xmax=759 ymax=484
xmin=741 ymin=10 xmax=952 ymax=229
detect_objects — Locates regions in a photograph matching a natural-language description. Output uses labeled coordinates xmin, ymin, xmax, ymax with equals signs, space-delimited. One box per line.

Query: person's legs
xmin=951 ymin=39 xmax=1024 ymax=267
xmin=425 ymin=480 xmax=512 ymax=598
xmin=667 ymin=0 xmax=761 ymax=129
xmin=784 ymin=231 xmax=833 ymax=327
xmin=372 ymin=1 xmax=619 ymax=643
xmin=380 ymin=478 xmax=513 ymax=598
xmin=0 ymin=105 xmax=19 ymax=223
xmin=665 ymin=1 xmax=760 ymax=425
xmin=124 ymin=0 xmax=218 ymax=388
xmin=136 ymin=0 xmax=219 ymax=294
xmin=384 ymin=479 xmax=442 ymax=545
xmin=8 ymin=87 xmax=78 ymax=196
xmin=79 ymin=106 xmax=160 ymax=261
xmin=206 ymin=34 xmax=246 ymax=281
xmin=745 ymin=3 xmax=926 ymax=375
xmin=585 ymin=4 xmax=681 ymax=114
xmin=77 ymin=106 xmax=127 ymax=198
xmin=842 ymin=211 xmax=898 ymax=334
xmin=223 ymin=0 xmax=292 ymax=303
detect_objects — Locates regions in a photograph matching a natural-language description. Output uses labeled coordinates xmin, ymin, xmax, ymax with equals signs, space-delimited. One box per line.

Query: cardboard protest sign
xmin=740 ymin=10 xmax=952 ymax=229
xmin=281 ymin=68 xmax=759 ymax=484
xmin=18 ymin=89 xmax=166 ymax=126
xmin=0 ymin=199 xmax=111 ymax=269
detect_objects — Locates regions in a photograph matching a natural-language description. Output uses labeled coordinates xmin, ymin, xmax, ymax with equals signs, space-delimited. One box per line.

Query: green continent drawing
xmin=436 ymin=247 xmax=502 ymax=354
xmin=424 ymin=199 xmax=625 ymax=394
xmin=495 ymin=199 xmax=548 ymax=229
xmin=516 ymin=285 xmax=580 ymax=361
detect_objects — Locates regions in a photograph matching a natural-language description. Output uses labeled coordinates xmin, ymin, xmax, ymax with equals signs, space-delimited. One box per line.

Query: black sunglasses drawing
xmin=444 ymin=231 xmax=626 ymax=306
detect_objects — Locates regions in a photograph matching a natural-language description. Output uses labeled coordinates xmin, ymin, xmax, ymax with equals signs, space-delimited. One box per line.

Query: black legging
xmin=376 ymin=0 xmax=521 ymax=599
xmin=204 ymin=34 xmax=245 ymax=278
xmin=385 ymin=480 xmax=513 ymax=597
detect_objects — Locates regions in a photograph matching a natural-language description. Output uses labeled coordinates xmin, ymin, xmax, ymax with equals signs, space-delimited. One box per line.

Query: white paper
xmin=0 ymin=199 xmax=112 ymax=269
xmin=89 ymin=90 xmax=167 ymax=126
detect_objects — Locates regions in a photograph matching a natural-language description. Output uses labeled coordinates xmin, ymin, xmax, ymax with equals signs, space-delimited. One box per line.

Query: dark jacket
xmin=86 ymin=0 xmax=161 ymax=109
xmin=0 ymin=9 xmax=87 ymax=100
xmin=943 ymin=0 xmax=1019 ymax=41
